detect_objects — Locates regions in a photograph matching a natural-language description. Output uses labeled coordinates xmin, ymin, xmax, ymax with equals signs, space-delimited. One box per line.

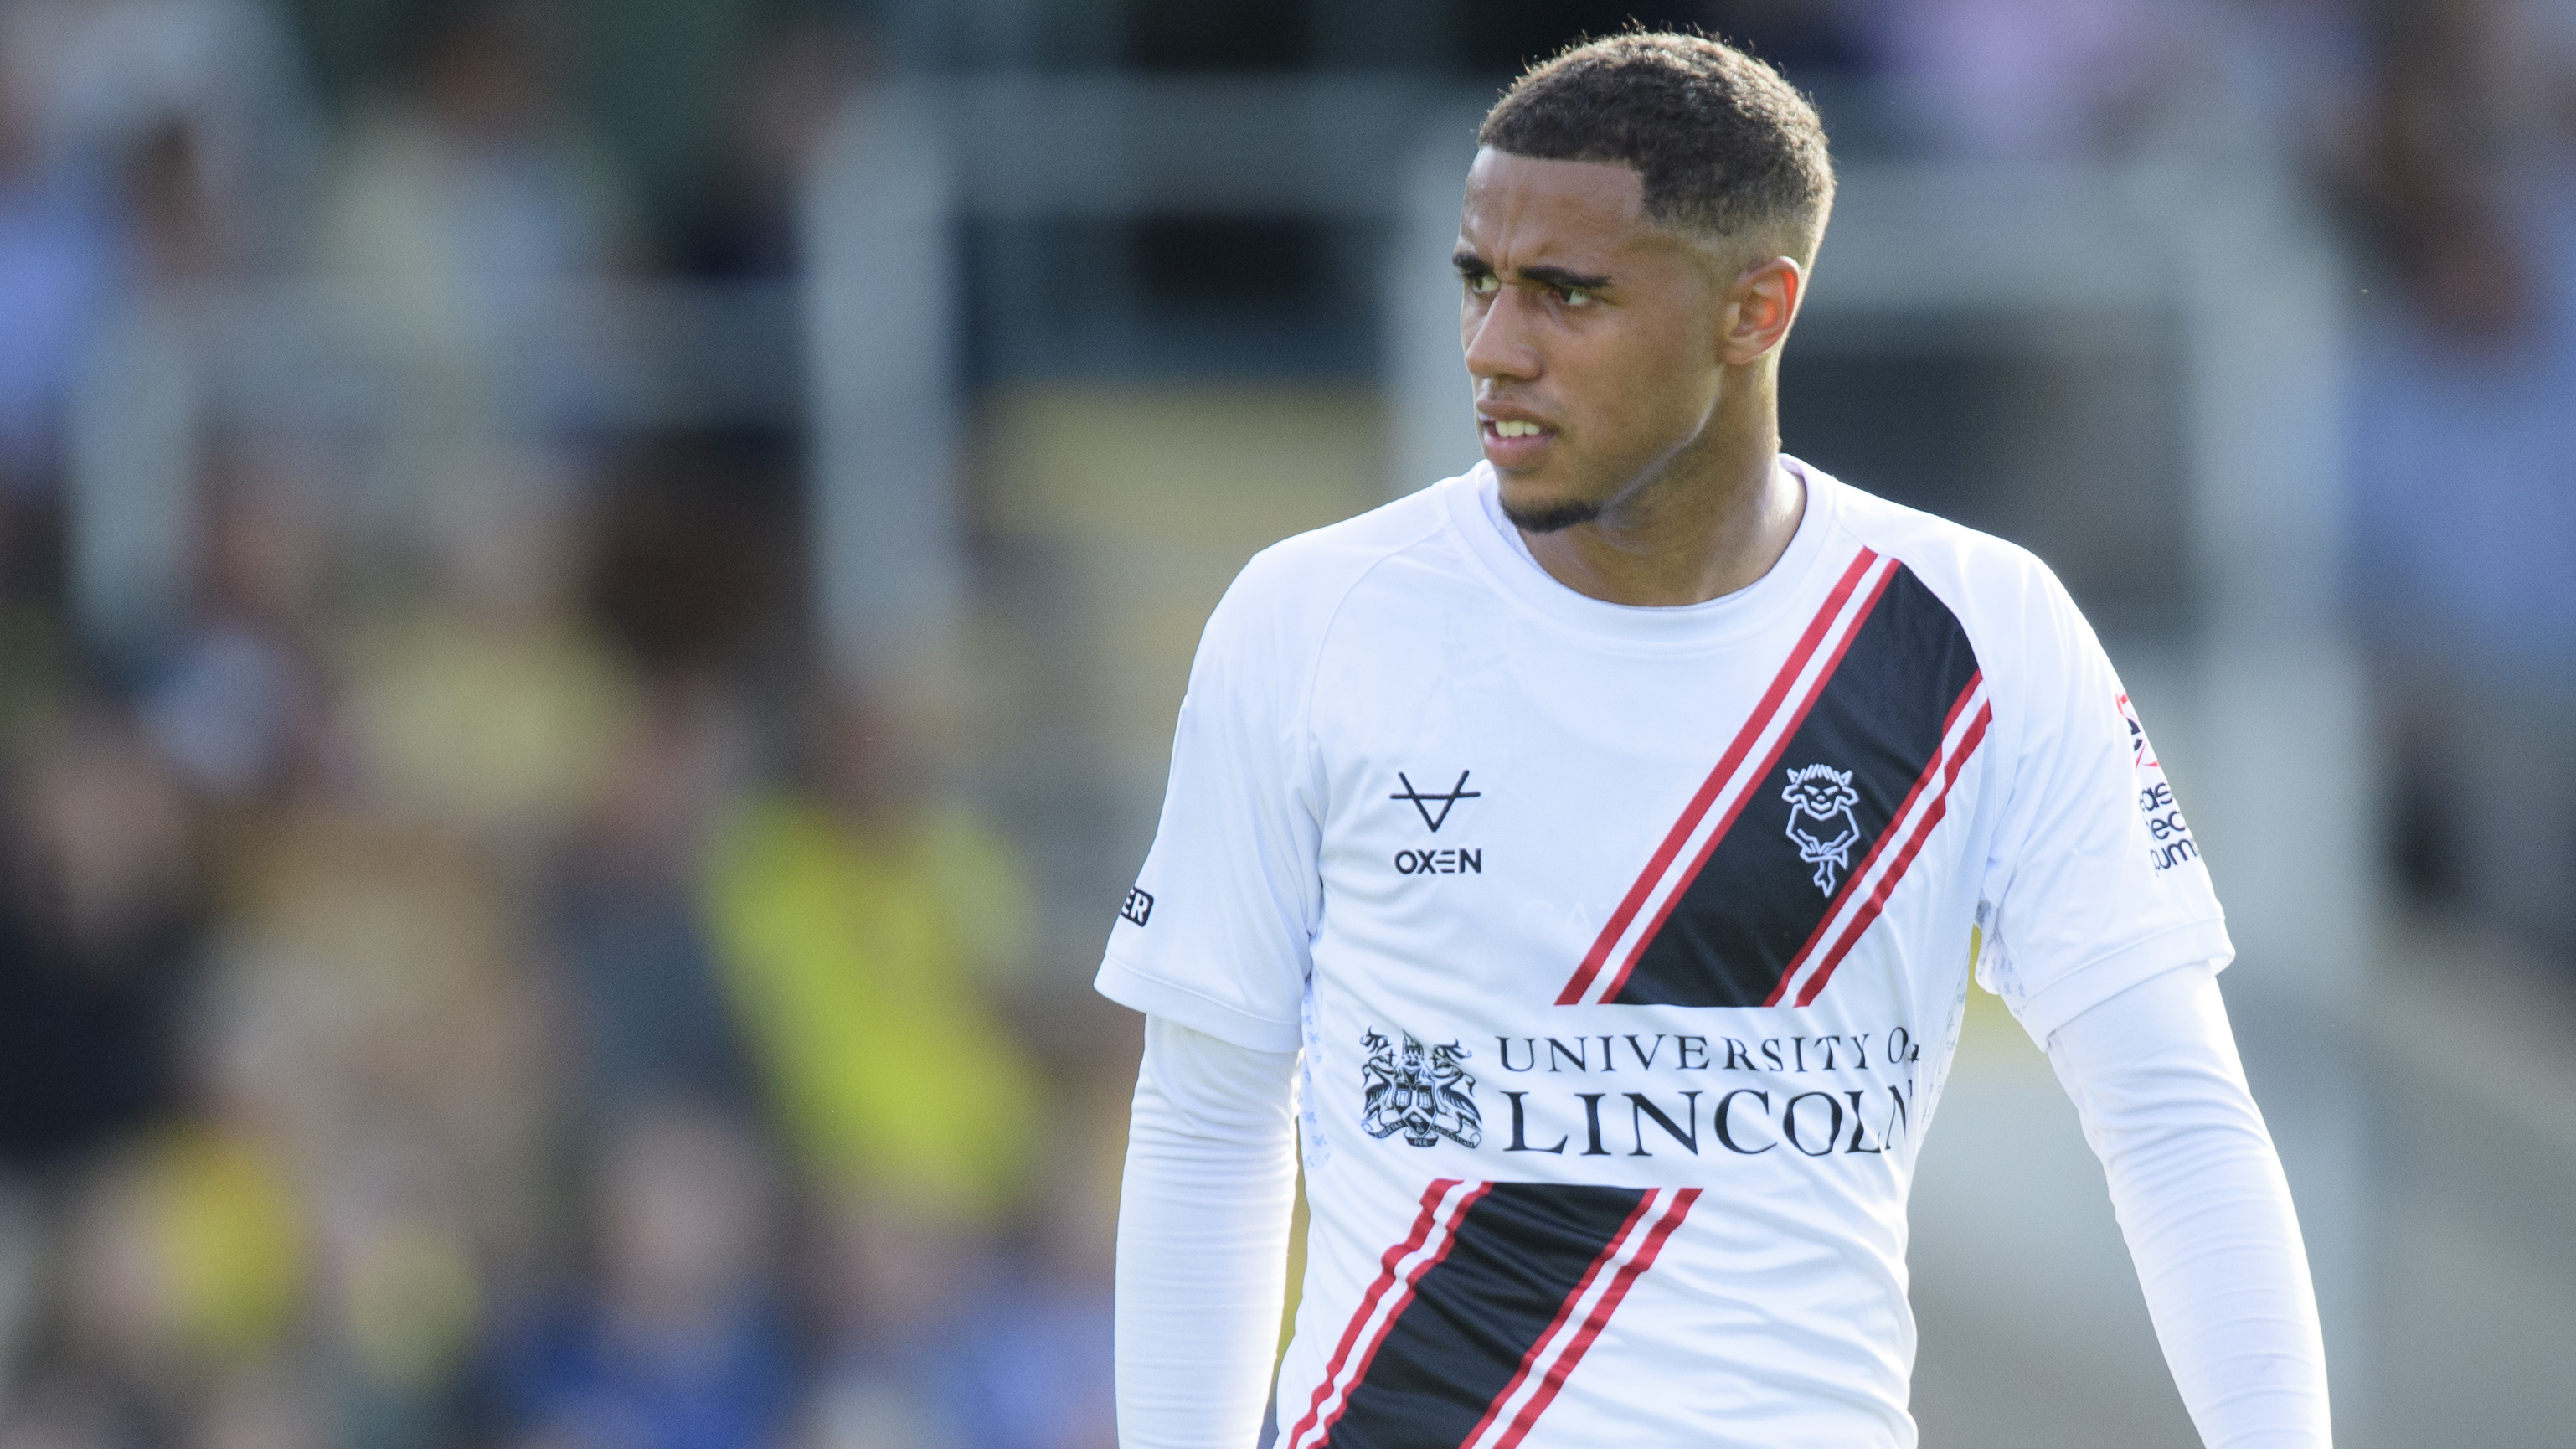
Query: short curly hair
xmin=1478 ymin=32 xmax=1834 ymax=256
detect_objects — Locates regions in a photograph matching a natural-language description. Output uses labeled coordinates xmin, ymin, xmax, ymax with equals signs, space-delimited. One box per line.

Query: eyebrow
xmin=1452 ymin=250 xmax=1615 ymax=292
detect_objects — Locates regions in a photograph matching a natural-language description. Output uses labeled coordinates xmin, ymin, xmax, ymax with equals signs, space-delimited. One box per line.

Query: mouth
xmin=1478 ymin=414 xmax=1557 ymax=467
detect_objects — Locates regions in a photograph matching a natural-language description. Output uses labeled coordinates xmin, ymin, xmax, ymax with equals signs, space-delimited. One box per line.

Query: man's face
xmin=1455 ymin=150 xmax=1734 ymax=532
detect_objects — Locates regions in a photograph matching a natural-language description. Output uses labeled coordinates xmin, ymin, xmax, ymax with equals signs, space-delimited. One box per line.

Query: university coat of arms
xmin=1360 ymin=1030 xmax=1482 ymax=1149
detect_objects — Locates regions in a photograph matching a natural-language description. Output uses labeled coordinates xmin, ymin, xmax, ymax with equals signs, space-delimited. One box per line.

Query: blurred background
xmin=0 ymin=0 xmax=2568 ymax=1446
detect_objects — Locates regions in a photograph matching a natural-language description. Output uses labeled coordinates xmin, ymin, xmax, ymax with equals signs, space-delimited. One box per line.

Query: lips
xmin=1478 ymin=412 xmax=1557 ymax=467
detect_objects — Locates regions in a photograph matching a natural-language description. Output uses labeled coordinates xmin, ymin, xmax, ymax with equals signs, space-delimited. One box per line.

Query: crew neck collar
xmin=1441 ymin=454 xmax=1840 ymax=651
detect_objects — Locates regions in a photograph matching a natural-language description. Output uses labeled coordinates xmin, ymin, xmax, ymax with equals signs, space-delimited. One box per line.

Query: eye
xmin=1465 ymin=271 xmax=1498 ymax=296
xmin=1558 ymin=286 xmax=1594 ymax=307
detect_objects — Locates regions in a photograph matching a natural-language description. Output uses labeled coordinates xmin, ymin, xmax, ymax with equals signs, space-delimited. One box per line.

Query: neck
xmin=1519 ymin=383 xmax=1804 ymax=607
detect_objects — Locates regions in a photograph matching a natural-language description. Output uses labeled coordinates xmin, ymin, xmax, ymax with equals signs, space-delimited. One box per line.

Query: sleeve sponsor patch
xmin=2118 ymin=693 xmax=2199 ymax=872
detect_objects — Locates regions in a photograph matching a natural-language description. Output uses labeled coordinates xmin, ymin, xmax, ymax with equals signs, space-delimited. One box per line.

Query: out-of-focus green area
xmin=0 ymin=3 xmax=2568 ymax=1448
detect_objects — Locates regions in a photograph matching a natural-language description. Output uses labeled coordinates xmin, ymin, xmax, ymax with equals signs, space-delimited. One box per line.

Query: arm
xmin=1115 ymin=1015 xmax=1302 ymax=1449
xmin=2045 ymin=963 xmax=2331 ymax=1448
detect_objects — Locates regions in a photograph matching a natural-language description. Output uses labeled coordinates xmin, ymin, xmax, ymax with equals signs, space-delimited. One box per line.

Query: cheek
xmin=1575 ymin=321 xmax=1713 ymax=431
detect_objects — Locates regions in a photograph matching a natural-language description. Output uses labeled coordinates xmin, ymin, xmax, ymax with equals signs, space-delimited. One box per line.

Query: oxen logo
xmin=1781 ymin=764 xmax=1862 ymax=894
xmin=1360 ymin=1030 xmax=1482 ymax=1149
xmin=1390 ymin=771 xmax=1480 ymax=833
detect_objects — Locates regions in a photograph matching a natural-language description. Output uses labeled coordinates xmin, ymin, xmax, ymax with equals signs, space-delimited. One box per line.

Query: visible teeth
xmin=1492 ymin=420 xmax=1543 ymax=438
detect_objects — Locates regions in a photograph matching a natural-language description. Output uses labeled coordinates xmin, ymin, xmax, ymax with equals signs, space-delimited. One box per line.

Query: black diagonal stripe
xmin=1325 ymin=1183 xmax=1645 ymax=1449
xmin=1616 ymin=565 xmax=1978 ymax=1008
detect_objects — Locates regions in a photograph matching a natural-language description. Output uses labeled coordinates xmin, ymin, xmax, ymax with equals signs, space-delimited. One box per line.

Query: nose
xmin=1462 ymin=286 xmax=1541 ymax=384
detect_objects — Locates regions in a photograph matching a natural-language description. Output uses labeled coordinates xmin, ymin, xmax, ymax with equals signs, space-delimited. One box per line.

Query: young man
xmin=1100 ymin=32 xmax=2331 ymax=1449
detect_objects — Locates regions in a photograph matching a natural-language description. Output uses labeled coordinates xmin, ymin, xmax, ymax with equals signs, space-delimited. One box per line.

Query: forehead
xmin=1460 ymin=149 xmax=1655 ymax=256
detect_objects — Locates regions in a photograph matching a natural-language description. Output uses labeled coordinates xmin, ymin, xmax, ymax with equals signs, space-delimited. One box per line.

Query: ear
xmin=1720 ymin=256 xmax=1805 ymax=367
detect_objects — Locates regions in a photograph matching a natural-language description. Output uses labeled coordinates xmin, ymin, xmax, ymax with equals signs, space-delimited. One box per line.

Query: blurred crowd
xmin=0 ymin=1 xmax=2565 ymax=1447
xmin=0 ymin=5 xmax=1125 ymax=1448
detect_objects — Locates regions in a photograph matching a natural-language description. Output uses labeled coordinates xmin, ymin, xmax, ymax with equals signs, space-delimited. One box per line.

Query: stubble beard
xmin=1500 ymin=423 xmax=1713 ymax=539
xmin=1497 ymin=490 xmax=1601 ymax=534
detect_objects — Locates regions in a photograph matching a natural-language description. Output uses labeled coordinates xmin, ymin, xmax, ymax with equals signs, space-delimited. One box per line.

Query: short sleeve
xmin=1095 ymin=566 xmax=1324 ymax=1054
xmin=1976 ymin=572 xmax=2233 ymax=1044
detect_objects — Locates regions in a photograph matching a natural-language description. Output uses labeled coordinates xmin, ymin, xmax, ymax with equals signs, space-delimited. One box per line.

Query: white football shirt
xmin=1097 ymin=457 xmax=2230 ymax=1449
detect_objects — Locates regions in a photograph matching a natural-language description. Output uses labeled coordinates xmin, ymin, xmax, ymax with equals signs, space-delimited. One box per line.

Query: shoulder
xmin=1816 ymin=466 xmax=2057 ymax=612
xmin=1812 ymin=462 xmax=2084 ymax=651
xmin=1809 ymin=462 xmax=2106 ymax=730
xmin=1197 ymin=481 xmax=1458 ymax=671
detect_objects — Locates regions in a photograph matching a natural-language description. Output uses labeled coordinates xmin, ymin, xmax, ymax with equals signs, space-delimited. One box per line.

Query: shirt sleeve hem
xmin=2010 ymin=917 xmax=2237 ymax=1044
xmin=1095 ymin=953 xmax=1304 ymax=1055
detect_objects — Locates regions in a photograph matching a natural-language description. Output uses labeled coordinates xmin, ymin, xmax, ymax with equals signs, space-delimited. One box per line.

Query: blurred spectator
xmin=485 ymin=1104 xmax=790 ymax=1449
xmin=552 ymin=674 xmax=760 ymax=1128
xmin=2325 ymin=0 xmax=2552 ymax=343
xmin=0 ymin=702 xmax=198 ymax=1410
xmin=585 ymin=432 xmax=801 ymax=681
xmin=142 ymin=440 xmax=332 ymax=804
xmin=65 ymin=116 xmax=246 ymax=671
xmin=307 ymin=1129 xmax=481 ymax=1449
xmin=796 ymin=1191 xmax=985 ymax=1449
xmin=798 ymin=1084 xmax=1121 ymax=1449
xmin=2 ymin=1125 xmax=308 ymax=1447
xmin=679 ymin=21 xmax=863 ymax=281
xmin=0 ymin=34 xmax=115 ymax=599
xmin=314 ymin=0 xmax=641 ymax=529
xmin=704 ymin=693 xmax=1040 ymax=1222
xmin=194 ymin=811 xmax=551 ymax=1269
xmin=316 ymin=0 xmax=638 ymax=292
xmin=346 ymin=483 xmax=634 ymax=859
xmin=0 ymin=0 xmax=317 ymax=265
xmin=951 ymin=1111 xmax=1121 ymax=1449
xmin=8 ymin=0 xmax=317 ymax=641
xmin=2326 ymin=0 xmax=2576 ymax=958
xmin=0 ymin=701 xmax=197 ymax=1176
xmin=67 ymin=1129 xmax=305 ymax=1370
xmin=1862 ymin=0 xmax=2184 ymax=157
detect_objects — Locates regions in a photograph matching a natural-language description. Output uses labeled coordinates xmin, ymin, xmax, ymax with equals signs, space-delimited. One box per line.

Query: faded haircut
xmin=1478 ymin=31 xmax=1835 ymax=260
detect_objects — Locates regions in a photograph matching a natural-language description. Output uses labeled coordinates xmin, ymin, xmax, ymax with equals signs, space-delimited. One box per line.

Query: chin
xmin=1496 ymin=481 xmax=1602 ymax=535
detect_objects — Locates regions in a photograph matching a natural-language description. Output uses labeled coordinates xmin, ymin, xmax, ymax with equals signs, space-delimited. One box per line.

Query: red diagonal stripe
xmin=1792 ymin=700 xmax=1993 ymax=1007
xmin=1488 ymin=1189 xmax=1701 ymax=1449
xmin=1587 ymin=558 xmax=1902 ymax=1006
xmin=1765 ymin=673 xmax=1985 ymax=1007
xmin=1283 ymin=1180 xmax=1451 ymax=1449
xmin=1455 ymin=1190 xmax=1658 ymax=1449
xmin=1287 ymin=1179 xmax=1490 ymax=1449
xmin=1556 ymin=549 xmax=1881 ymax=1006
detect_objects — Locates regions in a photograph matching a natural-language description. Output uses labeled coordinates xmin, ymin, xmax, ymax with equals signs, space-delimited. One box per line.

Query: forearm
xmin=2046 ymin=965 xmax=2331 ymax=1448
xmin=1116 ymin=1015 xmax=1303 ymax=1449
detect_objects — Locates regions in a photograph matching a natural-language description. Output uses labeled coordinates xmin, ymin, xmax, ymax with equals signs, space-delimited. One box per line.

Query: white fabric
xmin=2045 ymin=965 xmax=2331 ymax=1447
xmin=1100 ymin=460 xmax=2254 ymax=1446
xmin=1116 ymin=963 xmax=2331 ymax=1449
xmin=1115 ymin=1018 xmax=1301 ymax=1449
